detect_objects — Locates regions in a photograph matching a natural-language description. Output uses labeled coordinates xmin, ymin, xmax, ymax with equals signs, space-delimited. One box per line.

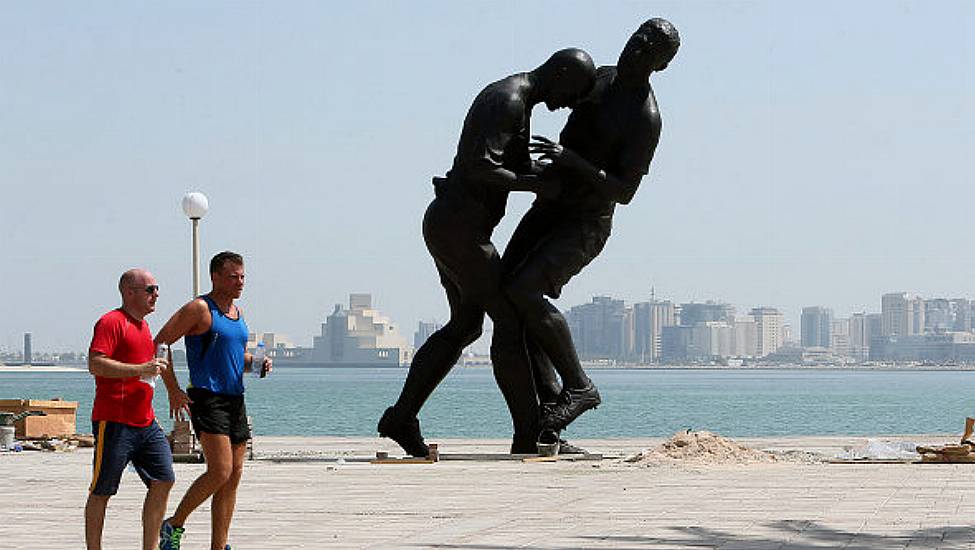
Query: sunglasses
xmin=131 ymin=285 xmax=160 ymax=294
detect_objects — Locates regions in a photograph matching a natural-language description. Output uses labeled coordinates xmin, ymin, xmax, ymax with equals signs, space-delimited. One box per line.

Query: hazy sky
xmin=2 ymin=2 xmax=973 ymax=352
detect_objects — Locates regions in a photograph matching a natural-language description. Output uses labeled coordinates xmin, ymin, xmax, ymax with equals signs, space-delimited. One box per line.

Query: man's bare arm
xmin=153 ymin=298 xmax=209 ymax=419
xmin=88 ymin=352 xmax=163 ymax=379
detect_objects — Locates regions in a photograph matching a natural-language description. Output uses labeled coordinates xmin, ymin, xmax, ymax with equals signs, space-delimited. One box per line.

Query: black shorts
xmin=503 ymin=204 xmax=612 ymax=299
xmin=188 ymin=387 xmax=251 ymax=445
xmin=90 ymin=420 xmax=175 ymax=496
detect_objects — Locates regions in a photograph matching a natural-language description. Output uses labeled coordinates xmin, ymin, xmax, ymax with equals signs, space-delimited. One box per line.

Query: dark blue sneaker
xmin=158 ymin=518 xmax=185 ymax=550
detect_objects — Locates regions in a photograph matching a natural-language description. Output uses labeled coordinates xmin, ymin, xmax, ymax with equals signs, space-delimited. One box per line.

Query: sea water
xmin=1 ymin=367 xmax=971 ymax=438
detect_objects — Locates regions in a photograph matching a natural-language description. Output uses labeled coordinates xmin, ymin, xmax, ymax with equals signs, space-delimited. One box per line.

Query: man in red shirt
xmin=85 ymin=268 xmax=174 ymax=550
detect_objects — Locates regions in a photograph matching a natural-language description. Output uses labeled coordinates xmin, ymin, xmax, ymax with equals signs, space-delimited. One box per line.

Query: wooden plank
xmin=522 ymin=456 xmax=559 ymax=463
xmin=828 ymin=459 xmax=916 ymax=464
xmin=440 ymin=453 xmax=604 ymax=462
xmin=370 ymin=458 xmax=437 ymax=465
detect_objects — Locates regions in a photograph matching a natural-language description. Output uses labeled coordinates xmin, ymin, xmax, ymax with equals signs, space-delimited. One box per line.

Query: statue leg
xmin=527 ymin=339 xmax=561 ymax=404
xmin=380 ymin=266 xmax=484 ymax=457
xmin=506 ymin=268 xmax=591 ymax=389
xmin=498 ymin=204 xmax=562 ymax=442
xmin=459 ymin=238 xmax=538 ymax=453
xmin=393 ymin=268 xmax=483 ymax=417
xmin=483 ymin=294 xmax=539 ymax=453
xmin=504 ymin=219 xmax=610 ymax=431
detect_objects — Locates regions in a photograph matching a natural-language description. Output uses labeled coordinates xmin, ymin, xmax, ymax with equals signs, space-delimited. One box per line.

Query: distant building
xmin=951 ymin=299 xmax=973 ymax=332
xmin=849 ymin=312 xmax=871 ymax=361
xmin=695 ymin=321 xmax=734 ymax=359
xmin=310 ymin=294 xmax=413 ymax=366
xmin=732 ymin=317 xmax=757 ymax=357
xmin=24 ymin=333 xmax=32 ymax=365
xmin=924 ymin=299 xmax=953 ymax=332
xmin=800 ymin=306 xmax=832 ymax=348
xmin=866 ymin=313 xmax=883 ymax=340
xmin=830 ymin=318 xmax=851 ymax=358
xmin=566 ymin=296 xmax=626 ymax=362
xmin=414 ymin=320 xmax=442 ymax=349
xmin=661 ymin=325 xmax=693 ymax=362
xmin=882 ymin=292 xmax=924 ymax=337
xmin=678 ymin=302 xmax=735 ymax=327
xmin=925 ymin=298 xmax=972 ymax=333
xmin=781 ymin=324 xmax=795 ymax=345
xmin=247 ymin=332 xmax=301 ymax=360
xmin=631 ymin=300 xmax=675 ymax=363
xmin=870 ymin=332 xmax=975 ymax=363
xmin=750 ymin=307 xmax=784 ymax=358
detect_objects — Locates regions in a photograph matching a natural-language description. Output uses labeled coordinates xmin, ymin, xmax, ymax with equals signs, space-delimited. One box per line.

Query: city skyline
xmin=4 ymin=2 xmax=975 ymax=352
xmin=9 ymin=287 xmax=975 ymax=358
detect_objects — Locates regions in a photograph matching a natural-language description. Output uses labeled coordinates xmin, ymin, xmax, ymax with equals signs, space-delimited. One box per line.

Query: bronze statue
xmin=379 ymin=49 xmax=597 ymax=456
xmin=503 ymin=18 xmax=680 ymax=440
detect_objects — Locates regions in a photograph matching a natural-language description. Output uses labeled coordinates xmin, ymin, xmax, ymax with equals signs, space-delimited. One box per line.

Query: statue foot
xmin=556 ymin=437 xmax=588 ymax=455
xmin=378 ymin=406 xmax=429 ymax=458
xmin=541 ymin=382 xmax=601 ymax=432
xmin=511 ymin=431 xmax=538 ymax=454
xmin=536 ymin=429 xmax=587 ymax=455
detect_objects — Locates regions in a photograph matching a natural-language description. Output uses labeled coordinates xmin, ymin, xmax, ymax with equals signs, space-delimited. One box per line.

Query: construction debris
xmin=168 ymin=420 xmax=204 ymax=463
xmin=833 ymin=439 xmax=919 ymax=461
xmin=625 ymin=431 xmax=776 ymax=465
xmin=370 ymin=443 xmax=439 ymax=464
xmin=917 ymin=444 xmax=975 ymax=463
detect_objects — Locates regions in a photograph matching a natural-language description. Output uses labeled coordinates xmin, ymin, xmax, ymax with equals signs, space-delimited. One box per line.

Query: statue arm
xmin=530 ymin=114 xmax=660 ymax=205
xmin=466 ymin=99 xmax=551 ymax=195
xmin=605 ymin=114 xmax=661 ymax=204
xmin=470 ymin=164 xmax=543 ymax=192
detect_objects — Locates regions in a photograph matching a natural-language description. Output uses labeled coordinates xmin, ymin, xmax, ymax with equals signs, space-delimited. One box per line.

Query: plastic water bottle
xmin=143 ymin=344 xmax=167 ymax=387
xmin=252 ymin=342 xmax=266 ymax=378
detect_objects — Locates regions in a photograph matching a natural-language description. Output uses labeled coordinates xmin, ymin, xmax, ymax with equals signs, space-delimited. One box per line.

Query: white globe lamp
xmin=181 ymin=192 xmax=209 ymax=296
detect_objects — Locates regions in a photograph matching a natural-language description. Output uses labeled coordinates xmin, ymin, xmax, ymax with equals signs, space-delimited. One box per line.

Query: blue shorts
xmin=89 ymin=420 xmax=175 ymax=496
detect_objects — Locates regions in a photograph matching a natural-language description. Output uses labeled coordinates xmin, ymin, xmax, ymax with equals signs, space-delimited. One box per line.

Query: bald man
xmin=86 ymin=268 xmax=173 ymax=550
xmin=379 ymin=48 xmax=597 ymax=456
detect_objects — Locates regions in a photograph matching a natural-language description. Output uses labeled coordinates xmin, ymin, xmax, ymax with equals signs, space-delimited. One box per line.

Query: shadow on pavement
xmin=426 ymin=520 xmax=975 ymax=549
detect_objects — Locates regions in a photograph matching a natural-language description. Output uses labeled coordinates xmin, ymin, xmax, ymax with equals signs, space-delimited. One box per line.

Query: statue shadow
xmin=426 ymin=520 xmax=975 ymax=549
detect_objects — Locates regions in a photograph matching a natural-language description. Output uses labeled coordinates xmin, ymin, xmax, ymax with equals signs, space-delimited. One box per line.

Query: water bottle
xmin=143 ymin=344 xmax=167 ymax=387
xmin=252 ymin=342 xmax=266 ymax=378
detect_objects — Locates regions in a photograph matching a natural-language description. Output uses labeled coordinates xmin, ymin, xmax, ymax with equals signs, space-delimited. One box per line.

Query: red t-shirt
xmin=89 ymin=308 xmax=155 ymax=427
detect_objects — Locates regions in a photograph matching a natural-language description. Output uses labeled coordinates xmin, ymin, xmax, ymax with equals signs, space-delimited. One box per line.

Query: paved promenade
xmin=3 ymin=435 xmax=975 ymax=549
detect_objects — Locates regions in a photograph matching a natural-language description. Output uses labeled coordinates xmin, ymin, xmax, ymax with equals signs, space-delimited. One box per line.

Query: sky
xmin=2 ymin=1 xmax=974 ymax=353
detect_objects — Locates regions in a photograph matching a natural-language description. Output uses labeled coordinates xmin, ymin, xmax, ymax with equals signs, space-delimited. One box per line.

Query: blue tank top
xmin=185 ymin=295 xmax=249 ymax=395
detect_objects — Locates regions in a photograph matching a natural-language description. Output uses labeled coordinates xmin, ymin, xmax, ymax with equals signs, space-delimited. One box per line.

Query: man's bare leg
xmin=85 ymin=493 xmax=110 ymax=550
xmin=962 ymin=417 xmax=975 ymax=445
xmin=210 ymin=441 xmax=247 ymax=550
xmin=167 ymin=433 xmax=233 ymax=528
xmin=143 ymin=481 xmax=173 ymax=550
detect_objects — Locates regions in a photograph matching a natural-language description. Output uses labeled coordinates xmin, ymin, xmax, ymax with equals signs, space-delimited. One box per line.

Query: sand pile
xmin=625 ymin=430 xmax=776 ymax=465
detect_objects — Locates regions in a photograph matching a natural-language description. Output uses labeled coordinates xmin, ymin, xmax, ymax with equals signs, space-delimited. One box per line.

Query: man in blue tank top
xmin=155 ymin=251 xmax=271 ymax=550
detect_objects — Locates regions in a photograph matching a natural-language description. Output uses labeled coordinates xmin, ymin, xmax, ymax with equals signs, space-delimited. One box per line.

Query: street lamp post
xmin=181 ymin=192 xmax=209 ymax=297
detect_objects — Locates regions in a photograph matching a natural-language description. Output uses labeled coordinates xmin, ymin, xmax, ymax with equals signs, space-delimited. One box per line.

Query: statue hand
xmin=530 ymin=135 xmax=586 ymax=174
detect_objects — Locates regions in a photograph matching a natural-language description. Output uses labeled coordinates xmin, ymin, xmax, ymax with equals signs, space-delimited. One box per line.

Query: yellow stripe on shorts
xmin=89 ymin=421 xmax=107 ymax=493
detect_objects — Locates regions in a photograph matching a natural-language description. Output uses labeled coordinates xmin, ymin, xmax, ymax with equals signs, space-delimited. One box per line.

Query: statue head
xmin=535 ymin=48 xmax=597 ymax=111
xmin=617 ymin=18 xmax=680 ymax=83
